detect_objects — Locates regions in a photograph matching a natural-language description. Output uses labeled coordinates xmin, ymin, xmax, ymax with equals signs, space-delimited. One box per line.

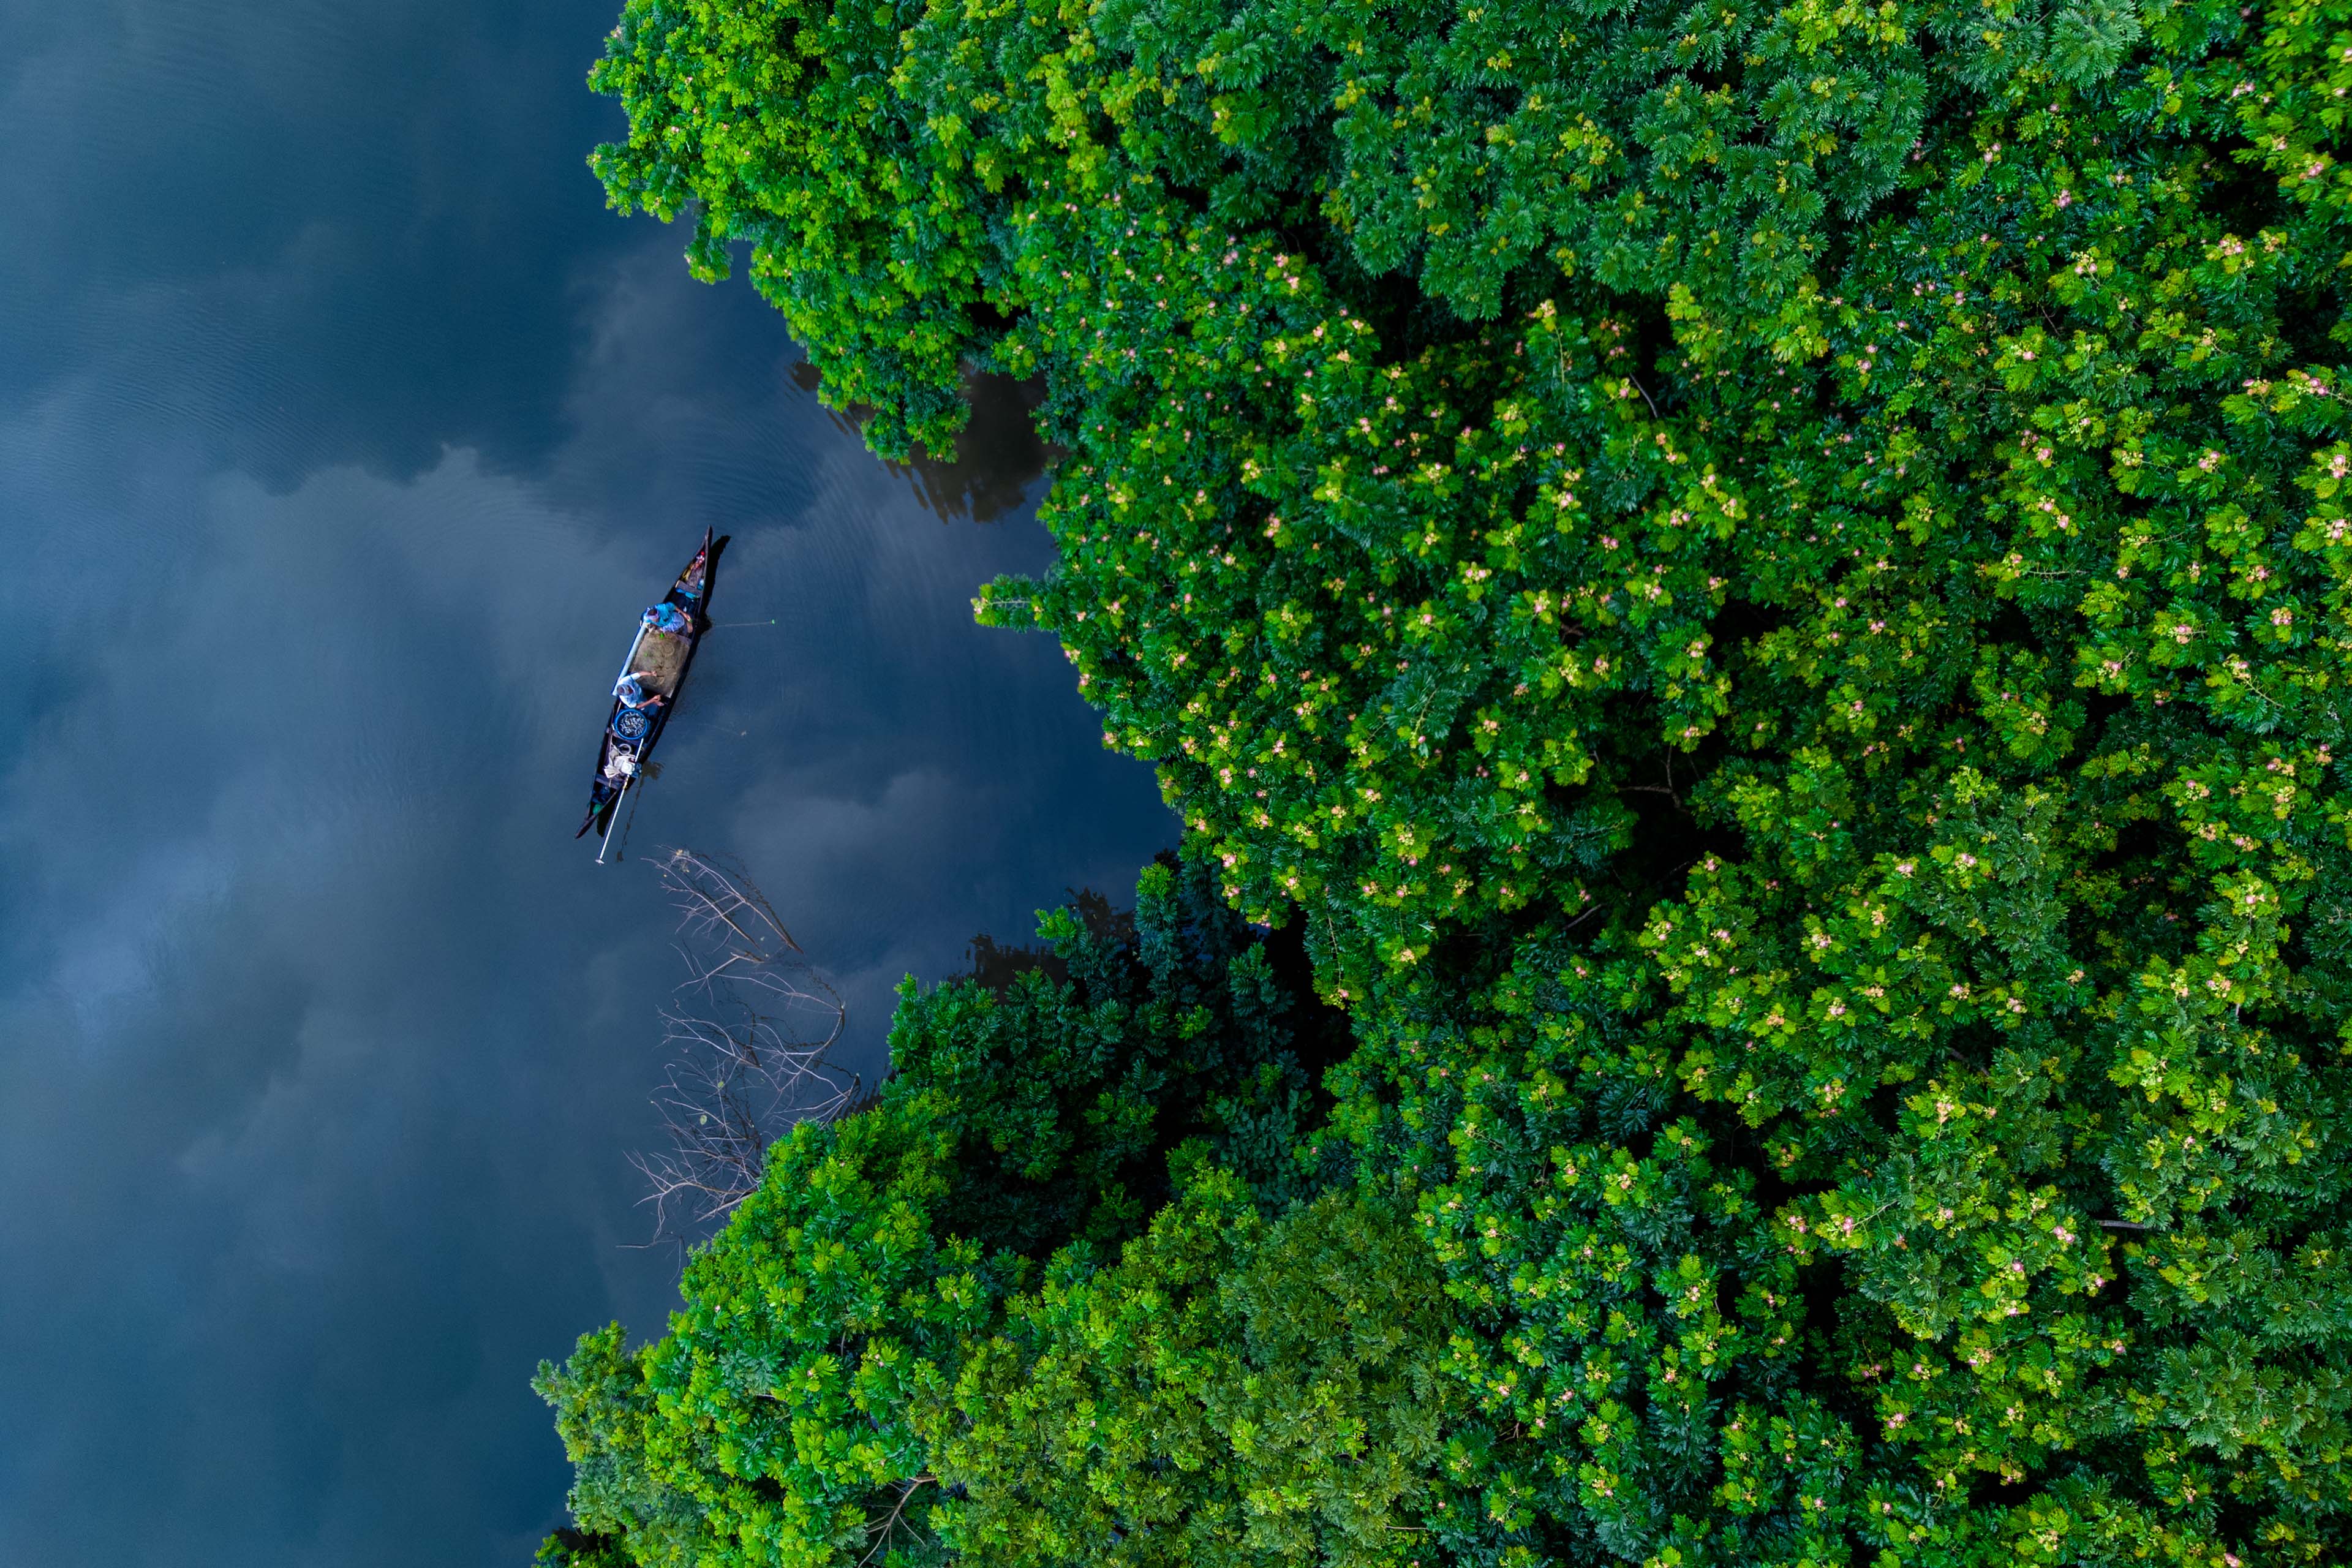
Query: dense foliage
xmin=556 ymin=0 xmax=2352 ymax=1562
xmin=538 ymin=863 xmax=1384 ymax=1566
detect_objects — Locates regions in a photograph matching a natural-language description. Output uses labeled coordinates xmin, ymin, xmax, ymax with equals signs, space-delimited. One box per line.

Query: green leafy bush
xmin=535 ymin=863 xmax=1352 ymax=1566
xmin=588 ymin=0 xmax=991 ymax=454
xmin=560 ymin=0 xmax=2352 ymax=1562
xmin=929 ymin=1173 xmax=1458 ymax=1568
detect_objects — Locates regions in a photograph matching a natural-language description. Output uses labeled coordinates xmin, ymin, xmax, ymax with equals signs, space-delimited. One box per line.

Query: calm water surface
xmin=0 ymin=2 xmax=1172 ymax=1561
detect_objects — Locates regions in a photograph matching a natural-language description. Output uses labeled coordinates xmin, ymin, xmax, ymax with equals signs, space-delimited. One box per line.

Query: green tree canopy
xmin=556 ymin=0 xmax=2352 ymax=1562
xmin=538 ymin=863 xmax=1364 ymax=1566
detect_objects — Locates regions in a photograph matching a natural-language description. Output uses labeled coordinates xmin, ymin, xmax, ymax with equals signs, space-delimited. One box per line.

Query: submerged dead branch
xmin=663 ymin=847 xmax=802 ymax=965
xmin=631 ymin=849 xmax=859 ymax=1250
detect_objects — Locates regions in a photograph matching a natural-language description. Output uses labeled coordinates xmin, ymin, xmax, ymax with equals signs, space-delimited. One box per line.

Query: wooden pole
xmin=596 ymin=772 xmax=633 ymax=865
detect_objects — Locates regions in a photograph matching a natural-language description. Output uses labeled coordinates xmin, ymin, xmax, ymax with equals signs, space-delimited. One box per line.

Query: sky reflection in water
xmin=0 ymin=2 xmax=1172 ymax=1561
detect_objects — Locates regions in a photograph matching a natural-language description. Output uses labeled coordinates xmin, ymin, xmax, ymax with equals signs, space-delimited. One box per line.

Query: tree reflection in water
xmin=790 ymin=360 xmax=1050 ymax=523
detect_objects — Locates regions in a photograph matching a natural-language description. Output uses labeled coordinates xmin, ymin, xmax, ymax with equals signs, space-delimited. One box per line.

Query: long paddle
xmin=595 ymin=771 xmax=633 ymax=865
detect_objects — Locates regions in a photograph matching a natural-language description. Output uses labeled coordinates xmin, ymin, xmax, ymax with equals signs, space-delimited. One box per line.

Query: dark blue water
xmin=0 ymin=2 xmax=1171 ymax=1561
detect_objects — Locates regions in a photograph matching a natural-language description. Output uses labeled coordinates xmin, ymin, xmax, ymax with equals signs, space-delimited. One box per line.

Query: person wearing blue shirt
xmin=641 ymin=602 xmax=693 ymax=638
xmin=613 ymin=672 xmax=665 ymax=710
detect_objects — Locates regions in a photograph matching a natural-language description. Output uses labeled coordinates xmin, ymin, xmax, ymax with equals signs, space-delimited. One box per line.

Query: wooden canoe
xmin=578 ymin=529 xmax=729 ymax=841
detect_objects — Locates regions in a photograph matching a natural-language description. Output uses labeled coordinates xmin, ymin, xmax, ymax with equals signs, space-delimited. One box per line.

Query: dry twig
xmin=629 ymin=849 xmax=859 ymax=1248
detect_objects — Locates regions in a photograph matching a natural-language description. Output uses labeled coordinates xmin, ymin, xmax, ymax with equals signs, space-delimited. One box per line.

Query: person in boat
xmin=641 ymin=601 xmax=693 ymax=638
xmin=613 ymin=671 xmax=666 ymax=710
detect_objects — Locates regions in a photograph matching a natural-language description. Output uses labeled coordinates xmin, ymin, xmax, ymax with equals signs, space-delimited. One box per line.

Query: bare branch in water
xmin=630 ymin=849 xmax=859 ymax=1250
xmin=660 ymin=847 xmax=804 ymax=960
